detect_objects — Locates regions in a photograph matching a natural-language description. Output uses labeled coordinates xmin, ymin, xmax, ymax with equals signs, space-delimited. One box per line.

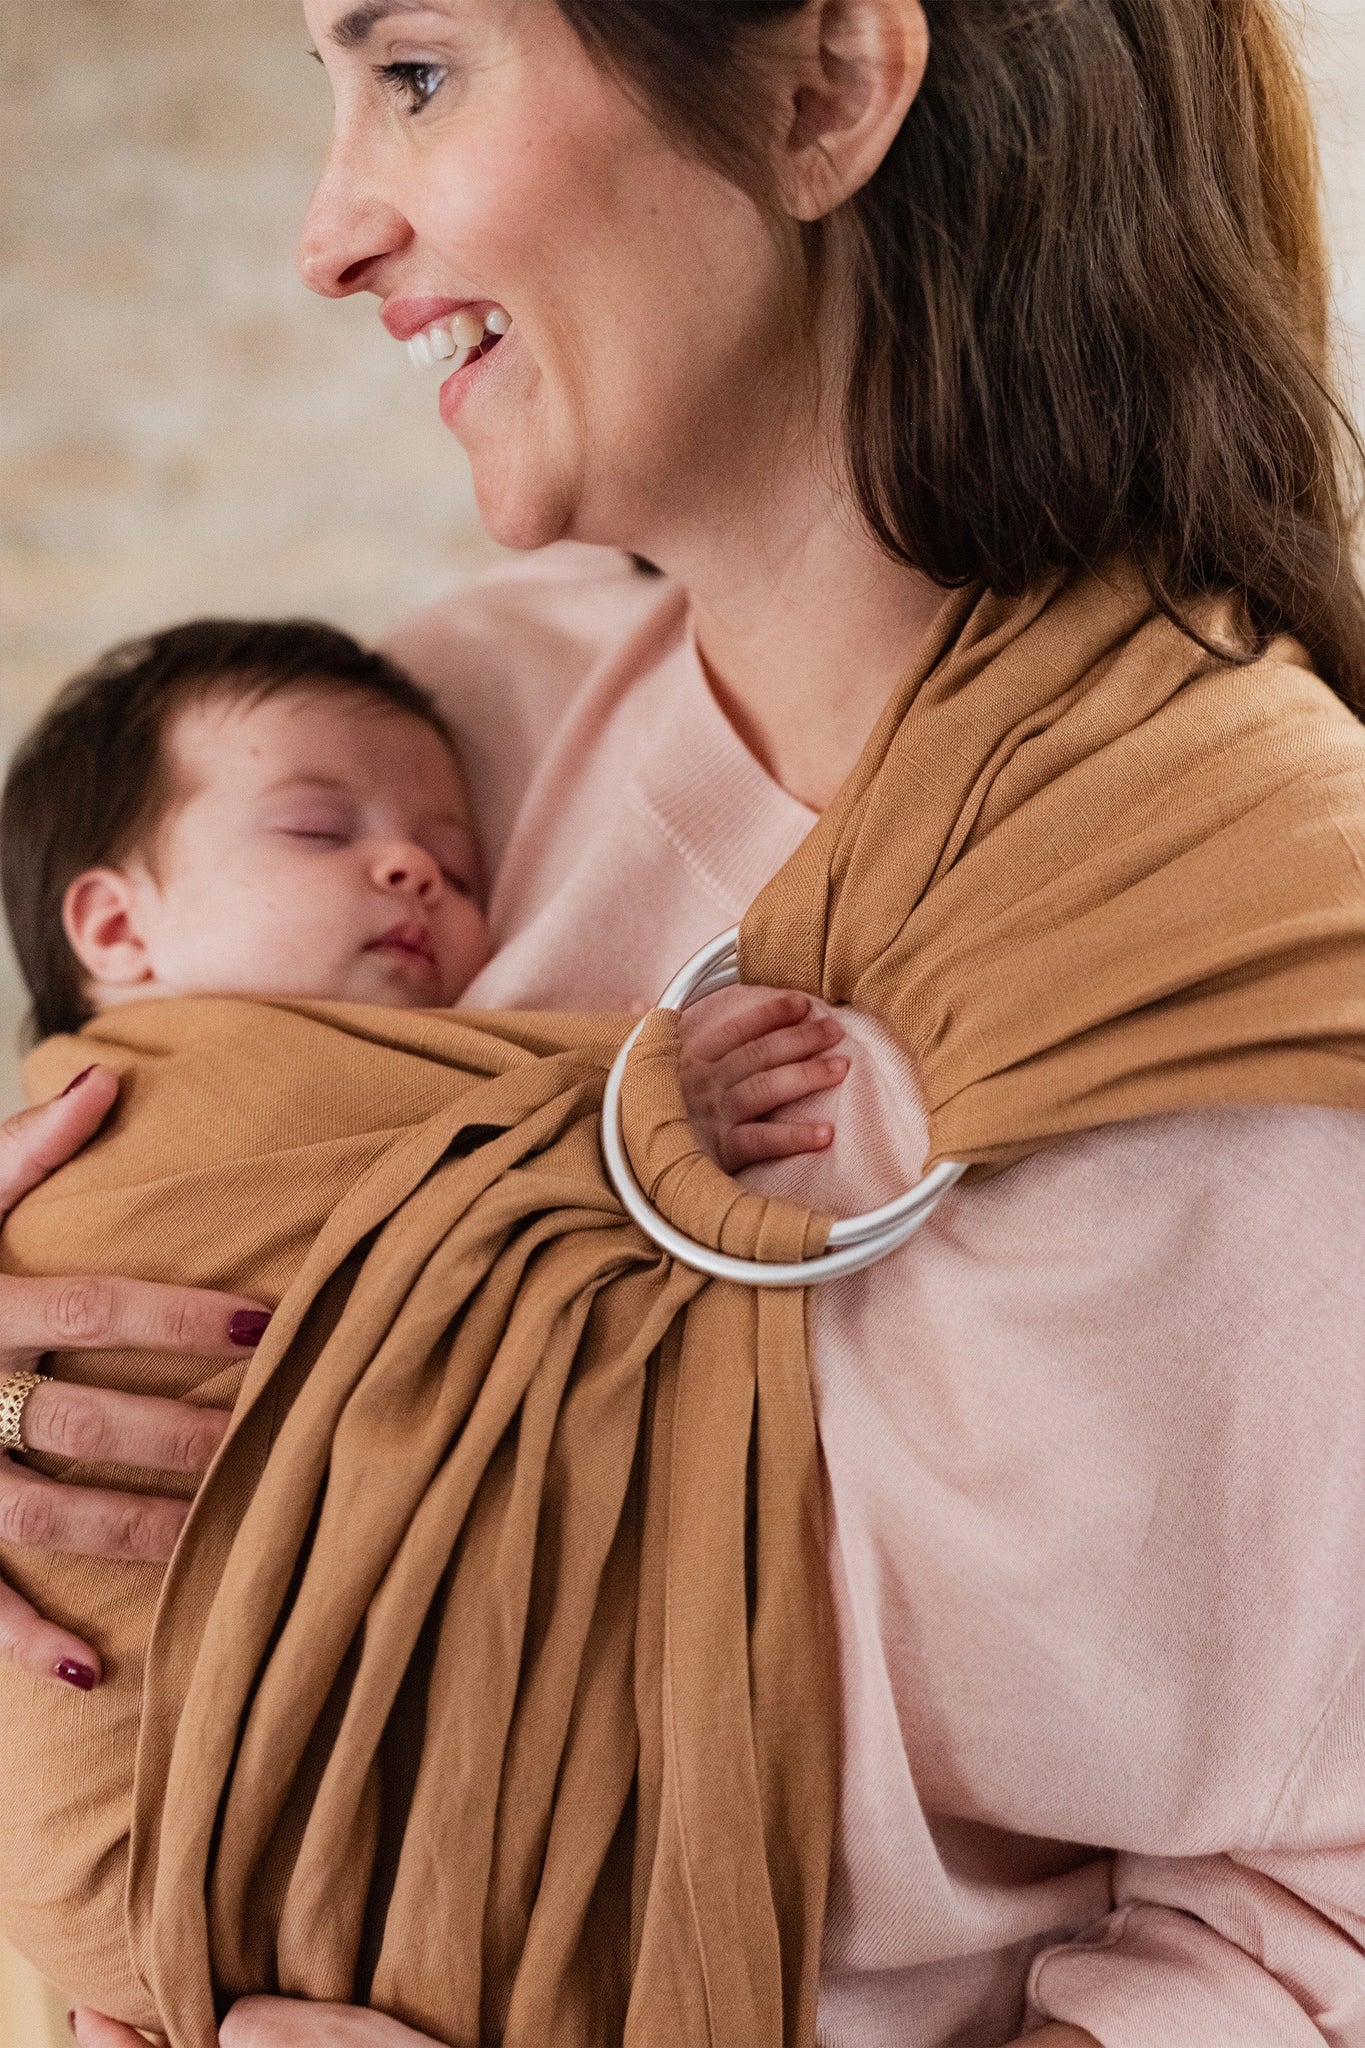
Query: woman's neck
xmin=641 ymin=459 xmax=947 ymax=813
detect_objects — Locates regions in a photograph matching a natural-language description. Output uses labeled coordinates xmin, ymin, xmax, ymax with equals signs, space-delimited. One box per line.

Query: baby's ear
xmin=62 ymin=868 xmax=154 ymax=992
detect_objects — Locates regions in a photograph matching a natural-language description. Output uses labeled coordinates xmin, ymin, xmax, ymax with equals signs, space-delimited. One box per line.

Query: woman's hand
xmin=71 ymin=2002 xmax=437 ymax=2046
xmin=0 ymin=1066 xmax=272 ymax=1689
xmin=69 ymin=2014 xmax=166 ymax=2047
xmin=220 ymin=2001 xmax=441 ymax=2047
xmin=65 ymin=2001 xmax=1105 ymax=2048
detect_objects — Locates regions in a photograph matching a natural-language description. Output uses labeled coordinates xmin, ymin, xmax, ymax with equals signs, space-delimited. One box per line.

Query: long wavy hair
xmin=558 ymin=0 xmax=1365 ymax=713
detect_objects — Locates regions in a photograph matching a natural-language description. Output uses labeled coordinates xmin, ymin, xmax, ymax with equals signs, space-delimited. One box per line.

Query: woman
xmin=4 ymin=0 xmax=1362 ymax=2040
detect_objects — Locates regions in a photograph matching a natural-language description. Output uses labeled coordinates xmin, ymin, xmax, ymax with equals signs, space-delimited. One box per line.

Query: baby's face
xmin=77 ymin=687 xmax=490 ymax=1011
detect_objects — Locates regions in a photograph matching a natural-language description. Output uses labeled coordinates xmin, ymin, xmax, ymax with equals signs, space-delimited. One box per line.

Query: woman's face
xmin=298 ymin=0 xmax=807 ymax=558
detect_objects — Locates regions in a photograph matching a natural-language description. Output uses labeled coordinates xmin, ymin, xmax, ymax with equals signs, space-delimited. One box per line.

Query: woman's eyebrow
xmin=330 ymin=0 xmax=440 ymax=50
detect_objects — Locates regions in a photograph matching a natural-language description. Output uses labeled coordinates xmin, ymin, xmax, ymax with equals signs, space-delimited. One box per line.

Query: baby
xmin=1 ymin=615 xmax=846 ymax=1166
xmin=0 ymin=615 xmax=849 ymax=2023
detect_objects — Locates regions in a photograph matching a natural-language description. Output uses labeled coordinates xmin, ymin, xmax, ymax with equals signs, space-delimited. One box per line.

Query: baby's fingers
xmin=0 ymin=1571 xmax=102 ymax=1691
xmin=718 ymin=1121 xmax=836 ymax=1172
xmin=717 ymin=1013 xmax=844 ymax=1091
xmin=677 ymin=991 xmax=813 ymax=1063
xmin=728 ymin=1052 xmax=849 ymax=1124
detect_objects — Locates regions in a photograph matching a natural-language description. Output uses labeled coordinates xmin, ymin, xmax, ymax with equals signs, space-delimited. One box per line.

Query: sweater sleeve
xmin=761 ymin=1020 xmax=1365 ymax=2048
xmin=1027 ymin=1644 xmax=1365 ymax=2047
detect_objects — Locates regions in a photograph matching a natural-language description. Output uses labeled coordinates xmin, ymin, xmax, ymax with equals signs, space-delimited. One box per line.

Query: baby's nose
xmin=373 ymin=843 xmax=442 ymax=898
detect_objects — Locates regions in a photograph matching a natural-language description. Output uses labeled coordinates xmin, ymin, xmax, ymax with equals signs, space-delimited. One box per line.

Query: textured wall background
xmin=0 ymin=0 xmax=1362 ymax=2036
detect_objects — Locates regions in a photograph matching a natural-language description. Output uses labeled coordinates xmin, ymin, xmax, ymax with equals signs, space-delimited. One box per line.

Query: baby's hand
xmin=677 ymin=990 xmax=849 ymax=1173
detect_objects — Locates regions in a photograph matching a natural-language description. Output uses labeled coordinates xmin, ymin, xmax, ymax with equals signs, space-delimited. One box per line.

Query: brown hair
xmin=558 ymin=0 xmax=1365 ymax=712
xmin=1 ymin=618 xmax=454 ymax=1041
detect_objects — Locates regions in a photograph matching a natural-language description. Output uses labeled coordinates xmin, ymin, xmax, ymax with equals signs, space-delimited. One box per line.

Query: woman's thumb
xmin=0 ymin=1064 xmax=119 ymax=1215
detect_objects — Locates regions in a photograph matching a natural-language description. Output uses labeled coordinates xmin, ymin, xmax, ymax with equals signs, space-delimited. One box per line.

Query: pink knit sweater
xmin=387 ymin=544 xmax=1365 ymax=2048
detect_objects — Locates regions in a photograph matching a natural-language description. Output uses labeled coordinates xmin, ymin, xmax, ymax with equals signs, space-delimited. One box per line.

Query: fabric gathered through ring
xmin=0 ymin=1369 xmax=49 ymax=1452
xmin=600 ymin=926 xmax=967 ymax=1286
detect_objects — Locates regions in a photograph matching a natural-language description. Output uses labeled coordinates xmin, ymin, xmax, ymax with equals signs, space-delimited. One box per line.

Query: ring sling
xmin=601 ymin=925 xmax=967 ymax=1285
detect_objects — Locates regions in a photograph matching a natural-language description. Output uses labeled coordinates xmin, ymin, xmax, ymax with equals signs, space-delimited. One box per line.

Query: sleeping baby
xmin=1 ymin=616 xmax=846 ymax=1162
xmin=0 ymin=615 xmax=847 ymax=2021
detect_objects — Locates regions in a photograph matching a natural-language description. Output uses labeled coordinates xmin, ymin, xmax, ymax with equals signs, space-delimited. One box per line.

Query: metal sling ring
xmin=600 ymin=927 xmax=967 ymax=1287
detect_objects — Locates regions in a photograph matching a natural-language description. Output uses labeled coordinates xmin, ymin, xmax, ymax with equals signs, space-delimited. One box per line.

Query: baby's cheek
xmin=441 ymin=903 xmax=494 ymax=1002
xmin=191 ymin=877 xmax=355 ymax=997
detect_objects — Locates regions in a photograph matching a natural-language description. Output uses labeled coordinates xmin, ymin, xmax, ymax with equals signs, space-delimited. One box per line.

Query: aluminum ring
xmin=600 ymin=927 xmax=965 ymax=1286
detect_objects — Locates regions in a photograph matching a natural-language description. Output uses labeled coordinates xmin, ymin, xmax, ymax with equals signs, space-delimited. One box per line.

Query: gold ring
xmin=0 ymin=1369 xmax=50 ymax=1453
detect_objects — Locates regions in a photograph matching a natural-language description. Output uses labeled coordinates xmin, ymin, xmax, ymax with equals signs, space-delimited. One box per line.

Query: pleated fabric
xmin=4 ymin=1003 xmax=835 ymax=2048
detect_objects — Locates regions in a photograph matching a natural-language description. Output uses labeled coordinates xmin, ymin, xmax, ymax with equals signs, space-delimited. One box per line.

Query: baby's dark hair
xmin=1 ymin=617 xmax=455 ymax=1042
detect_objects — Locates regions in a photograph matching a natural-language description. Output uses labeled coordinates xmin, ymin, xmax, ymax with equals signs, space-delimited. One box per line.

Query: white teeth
xmin=451 ymin=345 xmax=476 ymax=372
xmin=406 ymin=307 xmax=513 ymax=372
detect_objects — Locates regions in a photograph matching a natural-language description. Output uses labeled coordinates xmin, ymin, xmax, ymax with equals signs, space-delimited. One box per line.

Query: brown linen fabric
xmin=1 ymin=1001 xmax=834 ymax=2047
xmin=743 ymin=568 xmax=1365 ymax=1167
xmin=0 ymin=568 xmax=1363 ymax=2046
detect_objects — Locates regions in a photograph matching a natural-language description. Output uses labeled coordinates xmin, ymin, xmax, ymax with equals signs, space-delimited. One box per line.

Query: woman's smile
xmin=380 ymin=292 xmax=515 ymax=420
xmin=379 ymin=295 xmax=512 ymax=365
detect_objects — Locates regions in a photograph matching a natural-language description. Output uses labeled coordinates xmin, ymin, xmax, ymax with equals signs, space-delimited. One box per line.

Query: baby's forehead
xmin=170 ymin=680 xmax=468 ymax=809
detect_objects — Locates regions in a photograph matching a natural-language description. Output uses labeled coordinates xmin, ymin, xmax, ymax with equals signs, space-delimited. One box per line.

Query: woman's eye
xmin=376 ymin=60 xmax=448 ymax=114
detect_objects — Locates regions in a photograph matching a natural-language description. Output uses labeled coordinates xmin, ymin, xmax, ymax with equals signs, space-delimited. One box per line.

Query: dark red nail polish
xmin=60 ymin=1066 xmax=96 ymax=1098
xmin=228 ymin=1309 xmax=271 ymax=1348
xmin=55 ymin=1659 xmax=97 ymax=1691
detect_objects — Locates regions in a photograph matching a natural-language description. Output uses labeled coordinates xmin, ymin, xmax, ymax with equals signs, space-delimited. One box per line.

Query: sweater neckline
xmin=622 ymin=605 xmax=820 ymax=924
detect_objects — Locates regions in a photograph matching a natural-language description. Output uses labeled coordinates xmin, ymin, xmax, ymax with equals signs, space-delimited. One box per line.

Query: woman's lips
xmin=382 ymin=296 xmax=488 ymax=344
xmin=438 ymin=333 xmax=507 ymax=427
xmin=366 ymin=921 xmax=437 ymax=967
xmin=386 ymin=299 xmax=513 ymax=426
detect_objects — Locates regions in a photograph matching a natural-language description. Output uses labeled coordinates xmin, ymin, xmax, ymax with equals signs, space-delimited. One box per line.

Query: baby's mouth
xmin=367 ymin=920 xmax=437 ymax=968
xmin=407 ymin=305 xmax=511 ymax=374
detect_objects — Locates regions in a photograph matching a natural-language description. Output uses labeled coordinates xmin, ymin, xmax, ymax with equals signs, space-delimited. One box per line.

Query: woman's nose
xmin=297 ymin=155 xmax=412 ymax=299
xmin=372 ymin=843 xmax=443 ymax=901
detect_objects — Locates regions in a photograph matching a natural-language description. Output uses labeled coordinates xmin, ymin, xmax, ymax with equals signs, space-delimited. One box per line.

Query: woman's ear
xmin=62 ymin=868 xmax=156 ymax=994
xmin=772 ymin=0 xmax=929 ymax=222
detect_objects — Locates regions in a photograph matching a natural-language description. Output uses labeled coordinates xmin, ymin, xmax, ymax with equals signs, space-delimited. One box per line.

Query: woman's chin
xmin=470 ymin=484 xmax=574 ymax=554
xmin=462 ymin=441 xmax=589 ymax=554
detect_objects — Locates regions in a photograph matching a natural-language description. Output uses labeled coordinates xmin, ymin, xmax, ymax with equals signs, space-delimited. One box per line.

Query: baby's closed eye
xmin=262 ymin=798 xmax=358 ymax=845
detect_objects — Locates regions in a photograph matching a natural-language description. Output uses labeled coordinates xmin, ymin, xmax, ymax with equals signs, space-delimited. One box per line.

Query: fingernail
xmin=55 ymin=1660 xmax=97 ymax=1691
xmin=228 ymin=1309 xmax=271 ymax=1348
xmin=60 ymin=1066 xmax=96 ymax=1097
